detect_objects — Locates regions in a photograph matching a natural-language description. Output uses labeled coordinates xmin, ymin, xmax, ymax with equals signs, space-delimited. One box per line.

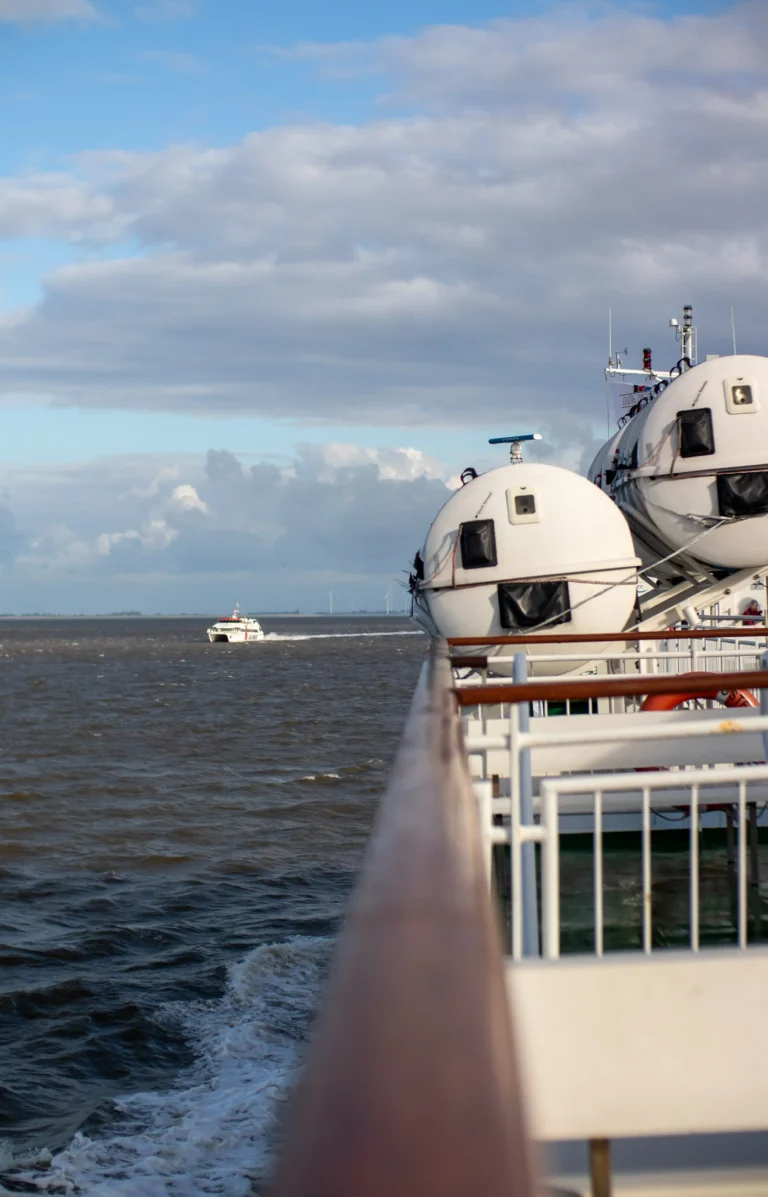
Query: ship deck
xmin=271 ymin=627 xmax=768 ymax=1197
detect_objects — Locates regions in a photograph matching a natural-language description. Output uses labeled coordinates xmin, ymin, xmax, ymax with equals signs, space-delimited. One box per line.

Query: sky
xmin=0 ymin=0 xmax=764 ymax=613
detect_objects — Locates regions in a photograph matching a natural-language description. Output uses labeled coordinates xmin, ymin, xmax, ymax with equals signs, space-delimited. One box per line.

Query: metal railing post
xmin=756 ymin=651 xmax=760 ymax=761
xmin=509 ymin=703 xmax=522 ymax=960
xmin=513 ymin=653 xmax=540 ymax=958
xmin=540 ymin=781 xmax=561 ymax=961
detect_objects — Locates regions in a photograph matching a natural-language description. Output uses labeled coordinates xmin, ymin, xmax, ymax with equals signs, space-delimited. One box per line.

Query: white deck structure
xmin=457 ymin=627 xmax=768 ymax=1195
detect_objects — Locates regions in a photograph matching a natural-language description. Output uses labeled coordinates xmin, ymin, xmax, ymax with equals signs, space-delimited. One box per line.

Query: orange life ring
xmin=642 ymin=689 xmax=758 ymax=711
xmin=638 ymin=675 xmax=762 ymax=799
xmin=640 ymin=672 xmax=759 ymax=712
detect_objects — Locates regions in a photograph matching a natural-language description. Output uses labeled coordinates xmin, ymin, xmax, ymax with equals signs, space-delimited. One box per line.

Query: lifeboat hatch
xmin=459 ymin=519 xmax=497 ymax=569
xmin=717 ymin=471 xmax=768 ymax=518
xmin=497 ymin=579 xmax=572 ymax=631
xmin=678 ymin=408 xmax=715 ymax=458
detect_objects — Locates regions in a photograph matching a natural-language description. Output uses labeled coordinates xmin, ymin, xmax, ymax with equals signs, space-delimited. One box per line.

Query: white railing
xmin=537 ymin=766 xmax=768 ymax=961
xmin=456 ymin=640 xmax=768 ymax=724
xmin=456 ymin=640 xmax=768 ymax=690
xmin=460 ymin=650 xmax=768 ymax=961
xmin=449 ymin=640 xmax=768 ymax=1189
xmin=467 ymin=705 xmax=768 ymax=786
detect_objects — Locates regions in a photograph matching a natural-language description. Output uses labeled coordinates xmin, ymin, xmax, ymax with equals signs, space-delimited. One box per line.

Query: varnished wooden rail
xmin=269 ymin=639 xmax=537 ymax=1197
xmin=448 ymin=628 xmax=768 ymax=646
xmin=456 ymin=669 xmax=768 ymax=707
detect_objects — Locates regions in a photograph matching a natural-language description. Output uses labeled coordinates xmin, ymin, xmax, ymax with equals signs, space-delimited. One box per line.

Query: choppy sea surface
xmin=0 ymin=615 xmax=425 ymax=1195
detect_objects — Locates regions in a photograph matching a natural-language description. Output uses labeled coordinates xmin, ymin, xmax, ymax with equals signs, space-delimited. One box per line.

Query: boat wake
xmin=263 ymin=631 xmax=422 ymax=642
xmin=0 ymin=936 xmax=332 ymax=1196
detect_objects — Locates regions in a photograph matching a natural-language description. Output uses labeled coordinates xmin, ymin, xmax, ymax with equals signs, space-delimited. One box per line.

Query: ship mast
xmin=605 ymin=304 xmax=697 ymax=387
xmin=669 ymin=304 xmax=697 ymax=369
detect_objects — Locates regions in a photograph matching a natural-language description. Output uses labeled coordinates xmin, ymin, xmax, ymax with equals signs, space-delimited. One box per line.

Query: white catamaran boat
xmin=271 ymin=307 xmax=768 ymax=1197
xmin=206 ymin=604 xmax=264 ymax=643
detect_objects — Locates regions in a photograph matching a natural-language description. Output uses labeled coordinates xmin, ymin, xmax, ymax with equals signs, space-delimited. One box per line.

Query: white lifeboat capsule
xmin=588 ymin=354 xmax=768 ymax=580
xmin=412 ymin=461 xmax=640 ymax=676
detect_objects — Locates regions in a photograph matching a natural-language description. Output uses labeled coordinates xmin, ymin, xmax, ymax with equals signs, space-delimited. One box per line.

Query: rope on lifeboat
xmin=527 ymin=517 xmax=732 ymax=633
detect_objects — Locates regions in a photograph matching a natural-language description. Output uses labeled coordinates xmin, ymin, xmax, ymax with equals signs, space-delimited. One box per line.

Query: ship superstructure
xmin=206 ymin=604 xmax=265 ymax=643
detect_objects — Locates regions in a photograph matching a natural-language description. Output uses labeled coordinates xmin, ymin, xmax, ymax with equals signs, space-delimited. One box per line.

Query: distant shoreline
xmin=0 ymin=612 xmax=410 ymax=620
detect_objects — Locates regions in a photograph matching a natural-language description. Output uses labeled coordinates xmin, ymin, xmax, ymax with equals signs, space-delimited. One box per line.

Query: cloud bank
xmin=0 ymin=444 xmax=451 ymax=612
xmin=1 ymin=4 xmax=766 ymax=430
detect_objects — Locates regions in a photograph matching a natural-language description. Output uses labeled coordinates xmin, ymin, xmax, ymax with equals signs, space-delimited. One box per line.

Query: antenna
xmin=608 ymin=307 xmax=613 ymax=368
xmin=670 ymin=305 xmax=696 ymax=367
xmin=683 ymin=304 xmax=694 ymax=364
xmin=488 ymin=432 xmax=542 ymax=465
xmin=731 ymin=305 xmax=738 ymax=355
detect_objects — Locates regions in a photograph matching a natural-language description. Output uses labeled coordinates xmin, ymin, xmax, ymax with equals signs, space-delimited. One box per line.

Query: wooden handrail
xmin=269 ymin=640 xmax=537 ymax=1197
xmin=456 ymin=669 xmax=768 ymax=706
xmin=448 ymin=628 xmax=768 ymax=646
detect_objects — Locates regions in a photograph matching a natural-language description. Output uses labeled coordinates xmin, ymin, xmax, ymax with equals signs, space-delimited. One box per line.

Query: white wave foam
xmin=0 ymin=936 xmax=332 ymax=1196
xmin=262 ymin=630 xmax=422 ymax=641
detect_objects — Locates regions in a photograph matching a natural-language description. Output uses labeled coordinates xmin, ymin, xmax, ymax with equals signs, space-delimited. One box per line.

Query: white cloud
xmin=171 ymin=483 xmax=209 ymax=513
xmin=0 ymin=6 xmax=767 ymax=430
xmin=0 ymin=505 xmax=24 ymax=564
xmin=310 ymin=442 xmax=448 ymax=483
xmin=327 ymin=8 xmax=768 ymax=105
xmin=96 ymin=519 xmax=178 ymax=556
xmin=0 ymin=0 xmax=98 ymax=21
xmin=0 ymin=173 xmax=119 ymax=241
xmin=129 ymin=465 xmax=180 ymax=499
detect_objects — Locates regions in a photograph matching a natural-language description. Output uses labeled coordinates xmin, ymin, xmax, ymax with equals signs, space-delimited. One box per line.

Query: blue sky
xmin=0 ymin=0 xmax=762 ymax=611
xmin=1 ymin=0 xmax=734 ymax=160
